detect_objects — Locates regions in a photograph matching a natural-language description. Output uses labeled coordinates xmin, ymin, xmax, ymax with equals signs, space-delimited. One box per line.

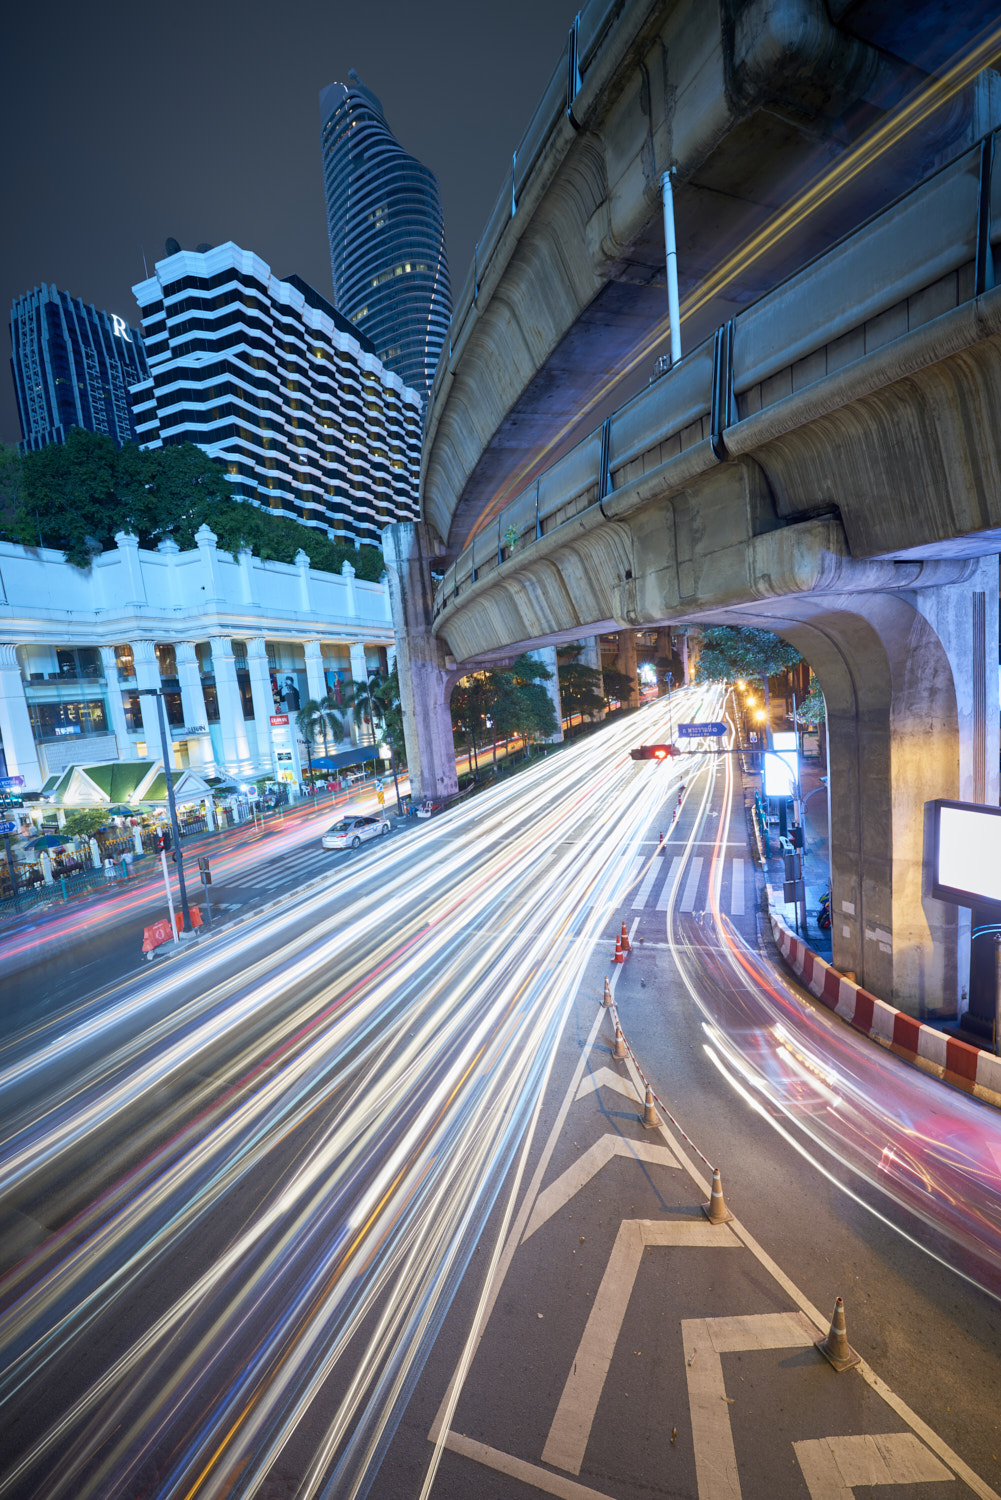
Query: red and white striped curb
xmin=769 ymin=904 xmax=1001 ymax=1108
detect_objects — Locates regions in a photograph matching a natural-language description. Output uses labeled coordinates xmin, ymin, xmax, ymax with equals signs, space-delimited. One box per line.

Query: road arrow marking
xmin=574 ymin=1066 xmax=640 ymax=1103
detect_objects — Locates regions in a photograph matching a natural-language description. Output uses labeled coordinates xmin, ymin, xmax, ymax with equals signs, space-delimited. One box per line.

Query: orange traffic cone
xmin=642 ymin=1085 xmax=660 ymax=1129
xmin=603 ymin=977 xmax=613 ymax=1008
xmin=702 ymin=1167 xmax=734 ymax=1225
xmin=613 ymin=934 xmax=625 ymax=964
xmin=620 ymin=921 xmax=631 ymax=953
xmin=816 ymin=1297 xmax=861 ymax=1372
xmin=613 ymin=1025 xmax=627 ymax=1060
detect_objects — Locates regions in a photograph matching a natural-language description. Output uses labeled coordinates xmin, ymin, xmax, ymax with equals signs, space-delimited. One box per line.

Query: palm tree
xmin=348 ymin=671 xmax=385 ymax=745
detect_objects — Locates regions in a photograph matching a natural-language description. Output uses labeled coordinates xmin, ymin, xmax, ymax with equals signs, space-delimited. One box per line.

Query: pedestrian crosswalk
xmin=219 ymin=842 xmax=333 ymax=895
xmin=622 ymin=850 xmax=750 ymax=917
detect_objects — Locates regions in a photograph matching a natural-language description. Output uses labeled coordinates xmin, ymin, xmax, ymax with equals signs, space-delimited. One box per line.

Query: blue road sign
xmin=0 ymin=776 xmax=24 ymax=789
xmin=677 ymin=721 xmax=728 ymax=738
xmin=0 ymin=821 xmax=17 ymax=835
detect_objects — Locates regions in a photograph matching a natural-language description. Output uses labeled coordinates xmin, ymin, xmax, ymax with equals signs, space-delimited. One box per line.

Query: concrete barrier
xmin=768 ymin=898 xmax=1001 ymax=1109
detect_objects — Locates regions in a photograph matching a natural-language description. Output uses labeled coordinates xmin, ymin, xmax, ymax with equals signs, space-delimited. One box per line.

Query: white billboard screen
xmin=763 ymin=752 xmax=796 ymax=798
xmin=934 ymin=802 xmax=1001 ymax=906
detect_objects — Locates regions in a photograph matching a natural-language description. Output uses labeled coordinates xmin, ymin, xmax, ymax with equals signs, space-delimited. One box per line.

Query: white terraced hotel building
xmin=129 ymin=243 xmax=422 ymax=550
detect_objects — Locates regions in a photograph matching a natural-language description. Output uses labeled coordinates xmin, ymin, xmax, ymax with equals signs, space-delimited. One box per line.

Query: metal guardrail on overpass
xmin=426 ymin=0 xmax=626 ymax=419
xmin=433 ymin=127 xmax=1001 ymax=623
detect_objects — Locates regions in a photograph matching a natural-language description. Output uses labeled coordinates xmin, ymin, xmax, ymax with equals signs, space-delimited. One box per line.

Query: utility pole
xmin=138 ymin=688 xmax=191 ymax=933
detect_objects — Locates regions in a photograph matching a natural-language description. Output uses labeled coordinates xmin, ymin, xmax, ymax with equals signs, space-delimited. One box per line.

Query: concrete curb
xmin=767 ymin=895 xmax=1001 ymax=1110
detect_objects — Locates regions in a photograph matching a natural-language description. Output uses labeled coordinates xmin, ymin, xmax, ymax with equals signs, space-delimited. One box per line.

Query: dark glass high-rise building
xmin=320 ymin=71 xmax=451 ymax=407
xmin=9 ymin=284 xmax=148 ymax=452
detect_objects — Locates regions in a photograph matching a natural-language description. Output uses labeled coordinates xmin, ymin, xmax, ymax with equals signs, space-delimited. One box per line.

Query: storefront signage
xmin=270 ymin=714 xmax=289 ymax=726
xmin=111 ymin=314 xmax=133 ymax=342
xmin=54 ymin=724 xmax=82 ymax=737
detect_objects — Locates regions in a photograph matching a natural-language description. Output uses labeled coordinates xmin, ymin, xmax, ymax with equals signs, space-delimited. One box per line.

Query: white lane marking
xmin=730 ymin=857 xmax=745 ymax=916
xmin=631 ymin=856 xmax=662 ymax=909
xmin=683 ymin=1312 xmax=816 ymax=1500
xmin=679 ymin=856 xmax=704 ymax=913
xmin=522 ymin=1137 xmax=681 ymax=1242
xmin=617 ymin=1032 xmax=1001 ymax=1500
xmin=443 ymin=1431 xmax=617 ymax=1500
xmin=656 ymin=857 xmax=684 ymax=910
xmin=793 ymin=1433 xmax=951 ymax=1497
xmin=428 ymin=979 xmax=620 ymax=1448
xmin=542 ymin=1221 xmax=740 ymax=1476
xmin=574 ymin=1066 xmax=639 ymax=1103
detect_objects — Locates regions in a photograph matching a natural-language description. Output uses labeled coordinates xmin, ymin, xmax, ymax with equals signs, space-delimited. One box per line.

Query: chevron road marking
xmin=542 ymin=1221 xmax=741 ymax=1475
xmin=793 ymin=1433 xmax=951 ymax=1498
xmin=521 ymin=1137 xmax=681 ymax=1242
xmin=573 ymin=1065 xmax=639 ymax=1104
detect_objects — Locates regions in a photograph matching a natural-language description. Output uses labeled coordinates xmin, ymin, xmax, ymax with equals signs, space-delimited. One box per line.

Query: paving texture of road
xmin=1 ymin=692 xmax=999 ymax=1499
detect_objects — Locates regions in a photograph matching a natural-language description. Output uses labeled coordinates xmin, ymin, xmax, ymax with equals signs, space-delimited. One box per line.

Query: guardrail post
xmin=976 ymin=133 xmax=995 ymax=297
xmin=566 ymin=12 xmax=582 ymax=129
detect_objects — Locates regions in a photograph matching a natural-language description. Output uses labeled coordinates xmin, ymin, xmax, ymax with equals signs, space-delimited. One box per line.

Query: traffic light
xmin=629 ymin=744 xmax=675 ymax=761
xmin=198 ymin=855 xmax=212 ymax=885
xmin=155 ymin=829 xmax=171 ymax=853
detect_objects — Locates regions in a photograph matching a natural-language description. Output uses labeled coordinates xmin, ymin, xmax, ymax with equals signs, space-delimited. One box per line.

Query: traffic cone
xmin=603 ymin=977 xmax=613 ymax=1007
xmin=613 ymin=1025 xmax=627 ymax=1060
xmin=613 ymin=934 xmax=625 ymax=964
xmin=702 ymin=1167 xmax=734 ymax=1225
xmin=620 ymin=921 xmax=631 ymax=953
xmin=642 ymin=1085 xmax=660 ymax=1129
xmin=816 ymin=1297 xmax=861 ymax=1372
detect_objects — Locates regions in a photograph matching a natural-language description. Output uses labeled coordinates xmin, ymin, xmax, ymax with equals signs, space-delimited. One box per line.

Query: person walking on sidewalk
xmin=103 ymin=857 xmax=117 ymax=885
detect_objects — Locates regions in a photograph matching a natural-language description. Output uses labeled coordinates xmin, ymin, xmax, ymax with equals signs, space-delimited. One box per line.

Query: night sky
xmin=1 ymin=0 xmax=575 ymax=446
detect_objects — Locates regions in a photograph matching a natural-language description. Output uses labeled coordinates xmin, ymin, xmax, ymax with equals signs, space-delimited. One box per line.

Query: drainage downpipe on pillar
xmin=661 ymin=169 xmax=682 ymax=367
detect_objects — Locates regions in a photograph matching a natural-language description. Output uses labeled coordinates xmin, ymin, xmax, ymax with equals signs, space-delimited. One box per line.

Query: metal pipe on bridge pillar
xmin=661 ymin=169 xmax=682 ymax=367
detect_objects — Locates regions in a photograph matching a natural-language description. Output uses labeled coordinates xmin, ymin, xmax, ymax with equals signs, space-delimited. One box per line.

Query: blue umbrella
xmin=26 ymin=834 xmax=65 ymax=849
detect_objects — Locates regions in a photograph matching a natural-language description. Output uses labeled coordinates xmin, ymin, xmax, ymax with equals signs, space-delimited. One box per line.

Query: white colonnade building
xmin=0 ymin=526 xmax=392 ymax=791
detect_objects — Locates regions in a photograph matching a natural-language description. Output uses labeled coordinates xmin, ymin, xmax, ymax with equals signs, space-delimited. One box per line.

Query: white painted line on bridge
xmin=793 ymin=1432 xmax=952 ymax=1497
xmin=542 ymin=1221 xmax=741 ymax=1476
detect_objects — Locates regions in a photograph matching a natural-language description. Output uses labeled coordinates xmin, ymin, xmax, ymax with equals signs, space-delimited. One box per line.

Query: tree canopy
xmin=451 ymin=654 xmax=558 ymax=764
xmin=557 ymin=646 xmax=605 ymax=719
xmin=0 ymin=428 xmax=385 ymax=579
xmin=694 ymin=626 xmax=802 ymax=686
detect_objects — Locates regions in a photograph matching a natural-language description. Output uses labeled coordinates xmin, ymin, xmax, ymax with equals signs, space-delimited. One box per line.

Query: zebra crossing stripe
xmin=679 ymin=856 xmax=704 ymax=913
xmin=632 ymin=856 xmax=662 ymax=909
xmin=731 ymin=857 xmax=745 ymax=916
xmin=656 ymin=858 xmax=684 ymax=911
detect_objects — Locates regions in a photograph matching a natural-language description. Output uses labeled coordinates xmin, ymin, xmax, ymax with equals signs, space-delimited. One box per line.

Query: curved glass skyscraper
xmin=320 ymin=72 xmax=451 ymax=408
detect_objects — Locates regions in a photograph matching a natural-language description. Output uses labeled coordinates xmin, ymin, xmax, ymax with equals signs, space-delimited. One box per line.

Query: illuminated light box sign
xmin=930 ymin=799 xmax=1001 ymax=908
xmin=762 ymin=751 xmax=796 ymax=798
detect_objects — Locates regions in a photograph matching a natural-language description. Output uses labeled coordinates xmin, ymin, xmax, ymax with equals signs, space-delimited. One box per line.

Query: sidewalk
xmin=742 ymin=744 xmax=832 ymax=957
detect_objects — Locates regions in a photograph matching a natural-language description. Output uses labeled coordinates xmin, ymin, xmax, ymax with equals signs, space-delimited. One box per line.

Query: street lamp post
xmin=137 ymin=687 xmax=191 ymax=933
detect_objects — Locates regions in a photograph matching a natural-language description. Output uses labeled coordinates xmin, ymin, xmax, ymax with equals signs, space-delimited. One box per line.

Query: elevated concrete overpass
xmin=384 ymin=3 xmax=1001 ymax=1025
xmin=422 ymin=0 xmax=1000 ymax=555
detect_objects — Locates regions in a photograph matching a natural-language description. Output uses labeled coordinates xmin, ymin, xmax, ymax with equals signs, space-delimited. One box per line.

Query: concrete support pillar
xmin=304 ymin=641 xmax=327 ymax=703
xmin=98 ymin=646 xmax=134 ymax=758
xmin=246 ymin=638 xmax=276 ymax=774
xmin=0 ymin=644 xmax=42 ymax=789
xmin=574 ymin=636 xmax=605 ymax=721
xmin=655 ymin=629 xmax=672 ymax=696
xmin=529 ymin=647 xmax=564 ymax=742
xmin=382 ymin=522 xmax=458 ymax=803
xmin=209 ymin=636 xmax=252 ymax=774
xmin=174 ymin=643 xmax=212 ymax=770
xmin=789 ymin=559 xmax=999 ymax=1019
xmin=615 ymin=630 xmax=640 ymax=709
xmin=349 ymin=642 xmax=368 ymax=684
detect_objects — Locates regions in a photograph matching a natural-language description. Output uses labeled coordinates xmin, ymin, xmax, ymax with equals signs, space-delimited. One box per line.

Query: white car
xmin=321 ymin=814 xmax=391 ymax=851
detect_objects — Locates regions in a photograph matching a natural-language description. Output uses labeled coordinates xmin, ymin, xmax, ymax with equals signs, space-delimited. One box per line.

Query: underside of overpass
xmin=423 ymin=0 xmax=1001 ymax=557
xmin=390 ymin=0 xmax=1001 ymax=1025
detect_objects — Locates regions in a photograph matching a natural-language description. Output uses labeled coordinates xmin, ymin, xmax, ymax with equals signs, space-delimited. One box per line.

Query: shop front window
xmin=28 ymin=696 xmax=108 ymax=742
